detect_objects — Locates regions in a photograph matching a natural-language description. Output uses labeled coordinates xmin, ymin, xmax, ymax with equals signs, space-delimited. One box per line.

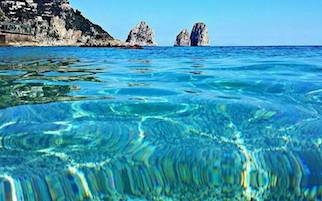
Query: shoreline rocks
xmin=82 ymin=38 xmax=143 ymax=49
xmin=126 ymin=21 xmax=157 ymax=46
xmin=175 ymin=23 xmax=209 ymax=47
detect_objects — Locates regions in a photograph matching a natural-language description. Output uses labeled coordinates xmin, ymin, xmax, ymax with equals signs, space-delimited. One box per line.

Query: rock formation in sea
xmin=175 ymin=29 xmax=191 ymax=46
xmin=0 ymin=0 xmax=117 ymax=46
xmin=190 ymin=23 xmax=209 ymax=46
xmin=126 ymin=21 xmax=157 ymax=46
xmin=83 ymin=37 xmax=143 ymax=49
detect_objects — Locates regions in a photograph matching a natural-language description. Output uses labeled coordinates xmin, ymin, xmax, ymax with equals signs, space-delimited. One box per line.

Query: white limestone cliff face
xmin=49 ymin=16 xmax=82 ymax=41
xmin=0 ymin=0 xmax=114 ymax=45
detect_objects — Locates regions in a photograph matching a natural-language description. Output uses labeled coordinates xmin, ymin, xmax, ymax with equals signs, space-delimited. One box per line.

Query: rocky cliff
xmin=0 ymin=0 xmax=114 ymax=45
xmin=190 ymin=23 xmax=209 ymax=46
xmin=126 ymin=21 xmax=156 ymax=46
xmin=175 ymin=23 xmax=209 ymax=47
xmin=175 ymin=29 xmax=190 ymax=46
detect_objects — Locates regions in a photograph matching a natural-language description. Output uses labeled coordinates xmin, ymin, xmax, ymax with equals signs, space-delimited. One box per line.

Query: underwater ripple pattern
xmin=0 ymin=46 xmax=321 ymax=201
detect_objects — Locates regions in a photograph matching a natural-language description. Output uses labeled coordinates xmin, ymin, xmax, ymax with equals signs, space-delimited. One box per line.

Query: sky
xmin=70 ymin=0 xmax=322 ymax=46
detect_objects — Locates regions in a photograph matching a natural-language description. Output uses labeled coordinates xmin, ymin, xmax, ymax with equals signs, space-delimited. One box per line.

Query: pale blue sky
xmin=70 ymin=0 xmax=322 ymax=46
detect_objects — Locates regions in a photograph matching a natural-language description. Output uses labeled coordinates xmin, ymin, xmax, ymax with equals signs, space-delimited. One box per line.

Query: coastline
xmin=1 ymin=44 xmax=321 ymax=48
xmin=0 ymin=40 xmax=142 ymax=49
xmin=1 ymin=41 xmax=144 ymax=49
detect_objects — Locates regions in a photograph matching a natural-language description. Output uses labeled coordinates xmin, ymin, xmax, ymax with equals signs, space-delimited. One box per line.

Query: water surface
xmin=0 ymin=47 xmax=321 ymax=201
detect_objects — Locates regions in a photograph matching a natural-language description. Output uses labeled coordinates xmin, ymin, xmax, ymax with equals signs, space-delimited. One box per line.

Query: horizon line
xmin=148 ymin=45 xmax=322 ymax=47
xmin=1 ymin=45 xmax=322 ymax=48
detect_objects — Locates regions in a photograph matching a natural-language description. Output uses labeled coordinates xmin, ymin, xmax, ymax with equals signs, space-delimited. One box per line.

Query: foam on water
xmin=0 ymin=46 xmax=321 ymax=201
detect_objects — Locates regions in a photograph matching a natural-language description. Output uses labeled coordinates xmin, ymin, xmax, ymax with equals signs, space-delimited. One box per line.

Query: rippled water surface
xmin=0 ymin=47 xmax=321 ymax=201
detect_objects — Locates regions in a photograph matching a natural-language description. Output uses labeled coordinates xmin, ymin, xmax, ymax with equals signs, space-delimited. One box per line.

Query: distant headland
xmin=0 ymin=0 xmax=209 ymax=47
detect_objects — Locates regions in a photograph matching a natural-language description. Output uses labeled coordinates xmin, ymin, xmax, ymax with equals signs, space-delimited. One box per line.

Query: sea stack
xmin=190 ymin=23 xmax=209 ymax=46
xmin=175 ymin=29 xmax=191 ymax=46
xmin=126 ymin=21 xmax=157 ymax=46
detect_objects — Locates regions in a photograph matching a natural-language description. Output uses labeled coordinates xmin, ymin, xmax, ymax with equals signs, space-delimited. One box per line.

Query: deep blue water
xmin=0 ymin=46 xmax=321 ymax=201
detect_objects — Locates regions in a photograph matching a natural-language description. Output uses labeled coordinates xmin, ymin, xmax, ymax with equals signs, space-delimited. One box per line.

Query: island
xmin=0 ymin=0 xmax=210 ymax=47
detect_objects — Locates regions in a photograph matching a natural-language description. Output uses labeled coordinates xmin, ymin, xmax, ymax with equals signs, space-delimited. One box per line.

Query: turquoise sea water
xmin=0 ymin=46 xmax=321 ymax=201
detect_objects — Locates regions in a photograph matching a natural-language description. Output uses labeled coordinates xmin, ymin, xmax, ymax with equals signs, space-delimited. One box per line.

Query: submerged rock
xmin=190 ymin=23 xmax=209 ymax=46
xmin=175 ymin=29 xmax=191 ymax=46
xmin=126 ymin=21 xmax=157 ymax=46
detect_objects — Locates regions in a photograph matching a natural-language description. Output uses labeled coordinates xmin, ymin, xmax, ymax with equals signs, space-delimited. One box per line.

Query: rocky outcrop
xmin=190 ymin=23 xmax=209 ymax=46
xmin=126 ymin=21 xmax=156 ymax=46
xmin=49 ymin=16 xmax=82 ymax=41
xmin=175 ymin=23 xmax=210 ymax=47
xmin=83 ymin=38 xmax=142 ymax=49
xmin=0 ymin=0 xmax=115 ymax=46
xmin=175 ymin=29 xmax=190 ymax=46
xmin=83 ymin=38 xmax=124 ymax=47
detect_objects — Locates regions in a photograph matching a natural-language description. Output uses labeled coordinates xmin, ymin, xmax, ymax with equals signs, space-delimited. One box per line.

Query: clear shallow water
xmin=0 ymin=46 xmax=321 ymax=201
